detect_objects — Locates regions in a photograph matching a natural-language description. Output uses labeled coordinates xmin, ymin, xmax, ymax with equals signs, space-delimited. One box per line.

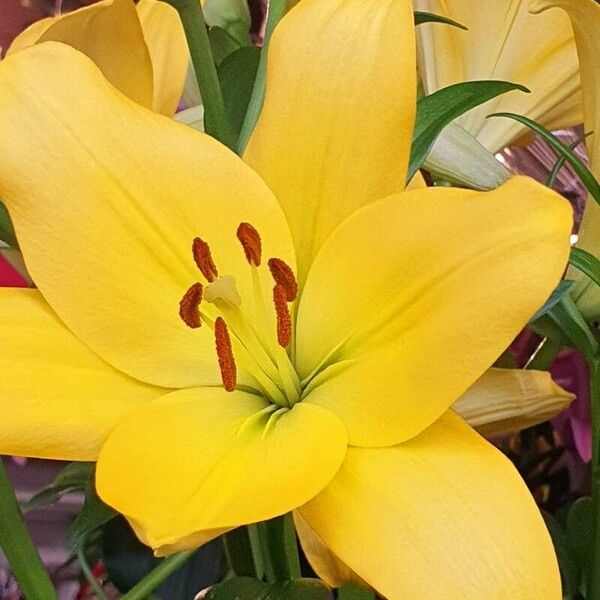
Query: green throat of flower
xmin=178 ymin=222 xmax=302 ymax=408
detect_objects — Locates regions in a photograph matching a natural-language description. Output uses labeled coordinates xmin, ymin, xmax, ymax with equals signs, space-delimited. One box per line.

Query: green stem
xmin=77 ymin=548 xmax=109 ymax=600
xmin=258 ymin=514 xmax=301 ymax=582
xmin=163 ymin=0 xmax=235 ymax=150
xmin=223 ymin=525 xmax=263 ymax=579
xmin=589 ymin=359 xmax=600 ymax=599
xmin=237 ymin=0 xmax=288 ymax=153
xmin=337 ymin=585 xmax=376 ymax=600
xmin=120 ymin=550 xmax=195 ymax=600
xmin=0 ymin=459 xmax=58 ymax=600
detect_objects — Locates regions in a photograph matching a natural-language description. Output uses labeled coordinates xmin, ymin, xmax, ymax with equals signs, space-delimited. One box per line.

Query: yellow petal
xmin=294 ymin=513 xmax=368 ymax=590
xmin=0 ymin=288 xmax=162 ymax=461
xmin=415 ymin=0 xmax=581 ymax=152
xmin=96 ymin=388 xmax=347 ymax=550
xmin=136 ymin=0 xmax=189 ymax=115
xmin=532 ymin=0 xmax=600 ymax=321
xmin=0 ymin=43 xmax=295 ymax=389
xmin=130 ymin=519 xmax=227 ymax=557
xmin=6 ymin=17 xmax=55 ymax=55
xmin=453 ymin=367 xmax=574 ymax=436
xmin=20 ymin=0 xmax=154 ymax=109
xmin=243 ymin=0 xmax=416 ymax=285
xmin=298 ymin=177 xmax=571 ymax=446
xmin=299 ymin=411 xmax=561 ymax=600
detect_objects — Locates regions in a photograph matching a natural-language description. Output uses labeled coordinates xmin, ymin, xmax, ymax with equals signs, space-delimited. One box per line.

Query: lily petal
xmin=0 ymin=44 xmax=295 ymax=389
xmin=10 ymin=0 xmax=154 ymax=109
xmin=532 ymin=0 xmax=600 ymax=321
xmin=298 ymin=177 xmax=571 ymax=446
xmin=453 ymin=367 xmax=574 ymax=436
xmin=136 ymin=0 xmax=189 ymax=115
xmin=294 ymin=513 xmax=367 ymax=590
xmin=299 ymin=411 xmax=561 ymax=600
xmin=0 ymin=288 xmax=161 ymax=461
xmin=415 ymin=0 xmax=581 ymax=152
xmin=96 ymin=388 xmax=347 ymax=551
xmin=6 ymin=17 xmax=54 ymax=54
xmin=243 ymin=0 xmax=416 ymax=285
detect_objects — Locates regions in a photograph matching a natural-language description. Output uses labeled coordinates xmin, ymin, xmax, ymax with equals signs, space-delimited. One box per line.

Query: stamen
xmin=268 ymin=258 xmax=298 ymax=301
xmin=237 ymin=222 xmax=262 ymax=266
xmin=192 ymin=237 xmax=219 ymax=282
xmin=179 ymin=283 xmax=203 ymax=329
xmin=215 ymin=316 xmax=237 ymax=392
xmin=273 ymin=284 xmax=292 ymax=348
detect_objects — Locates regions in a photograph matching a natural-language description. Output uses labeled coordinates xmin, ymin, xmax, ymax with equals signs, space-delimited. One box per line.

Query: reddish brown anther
xmin=236 ymin=222 xmax=262 ymax=266
xmin=273 ymin=284 xmax=292 ymax=348
xmin=192 ymin=237 xmax=219 ymax=282
xmin=214 ymin=317 xmax=237 ymax=392
xmin=268 ymin=258 xmax=297 ymax=302
xmin=179 ymin=283 xmax=203 ymax=329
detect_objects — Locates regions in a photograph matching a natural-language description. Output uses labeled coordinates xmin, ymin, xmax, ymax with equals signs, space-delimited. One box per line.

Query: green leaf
xmin=570 ymin=248 xmax=600 ymax=290
xmin=530 ymin=292 xmax=598 ymax=363
xmin=237 ymin=0 xmax=287 ymax=153
xmin=22 ymin=462 xmax=94 ymax=513
xmin=66 ymin=480 xmax=117 ymax=554
xmin=0 ymin=201 xmax=18 ymax=248
xmin=337 ymin=585 xmax=375 ymax=600
xmin=413 ymin=11 xmax=467 ymax=29
xmin=205 ymin=577 xmax=330 ymax=600
xmin=102 ymin=517 xmax=222 ymax=598
xmin=223 ymin=526 xmax=264 ymax=579
xmin=408 ymin=80 xmax=529 ymax=181
xmin=488 ymin=112 xmax=600 ymax=206
xmin=218 ymin=46 xmax=261 ymax=145
xmin=0 ymin=460 xmax=59 ymax=600
xmin=529 ymin=280 xmax=574 ymax=323
xmin=208 ymin=25 xmax=244 ymax=65
xmin=546 ymin=132 xmax=591 ymax=188
xmin=542 ymin=511 xmax=579 ymax=599
xmin=566 ymin=497 xmax=595 ymax=596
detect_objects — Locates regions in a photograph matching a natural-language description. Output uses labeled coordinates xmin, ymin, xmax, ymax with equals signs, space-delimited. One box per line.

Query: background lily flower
xmin=6 ymin=0 xmax=188 ymax=116
xmin=453 ymin=367 xmax=574 ymax=436
xmin=0 ymin=0 xmax=573 ymax=597
xmin=531 ymin=0 xmax=600 ymax=324
xmin=415 ymin=0 xmax=581 ymax=154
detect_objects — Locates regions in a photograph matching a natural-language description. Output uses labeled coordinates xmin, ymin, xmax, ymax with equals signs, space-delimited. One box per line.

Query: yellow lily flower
xmin=415 ymin=0 xmax=581 ymax=153
xmin=6 ymin=0 xmax=188 ymax=116
xmin=531 ymin=0 xmax=600 ymax=322
xmin=0 ymin=0 xmax=572 ymax=596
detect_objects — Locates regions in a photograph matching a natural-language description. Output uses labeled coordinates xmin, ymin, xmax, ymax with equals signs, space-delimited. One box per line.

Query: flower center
xmin=178 ymin=222 xmax=301 ymax=408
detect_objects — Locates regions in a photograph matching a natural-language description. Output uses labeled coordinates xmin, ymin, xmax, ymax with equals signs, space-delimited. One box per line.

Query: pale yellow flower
xmin=7 ymin=0 xmax=188 ymax=115
xmin=416 ymin=0 xmax=581 ymax=153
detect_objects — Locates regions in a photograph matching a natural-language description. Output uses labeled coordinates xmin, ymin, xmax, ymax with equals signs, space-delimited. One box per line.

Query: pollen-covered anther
xmin=273 ymin=284 xmax=292 ymax=348
xmin=236 ymin=222 xmax=262 ymax=266
xmin=192 ymin=237 xmax=219 ymax=282
xmin=268 ymin=258 xmax=298 ymax=302
xmin=179 ymin=282 xmax=203 ymax=329
xmin=214 ymin=317 xmax=237 ymax=392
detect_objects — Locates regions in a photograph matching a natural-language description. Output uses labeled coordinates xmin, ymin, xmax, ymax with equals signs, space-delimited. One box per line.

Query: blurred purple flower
xmin=0 ymin=567 xmax=19 ymax=600
xmin=551 ymin=349 xmax=592 ymax=464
